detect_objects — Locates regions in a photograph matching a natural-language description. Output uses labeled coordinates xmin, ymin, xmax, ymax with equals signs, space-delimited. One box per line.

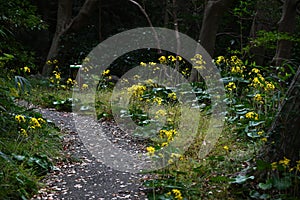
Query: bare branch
xmin=129 ymin=0 xmax=161 ymax=53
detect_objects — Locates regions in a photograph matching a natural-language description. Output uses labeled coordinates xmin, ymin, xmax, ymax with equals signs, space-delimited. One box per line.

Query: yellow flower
xmin=254 ymin=94 xmax=263 ymax=102
xmin=226 ymin=82 xmax=236 ymax=91
xmin=257 ymin=131 xmax=264 ymax=135
xmin=146 ymin=146 xmax=155 ymax=156
xmin=161 ymin=142 xmax=168 ymax=147
xmin=23 ymin=66 xmax=30 ymax=73
xmin=156 ymin=109 xmax=167 ymax=116
xmin=153 ymin=97 xmax=163 ymax=105
xmin=223 ymin=145 xmax=229 ymax=151
xmin=168 ymin=159 xmax=174 ymax=164
xmin=261 ymin=137 xmax=267 ymax=142
xmin=171 ymin=153 xmax=182 ymax=159
xmin=127 ymin=84 xmax=146 ymax=97
xmin=176 ymin=55 xmax=182 ymax=61
xmin=145 ymin=79 xmax=154 ymax=85
xmin=53 ymin=59 xmax=58 ymax=64
xmin=158 ymin=56 xmax=166 ymax=63
xmin=271 ymin=162 xmax=277 ymax=170
xmin=168 ymin=55 xmax=176 ymax=62
xmin=245 ymin=111 xmax=259 ymax=120
xmin=20 ymin=128 xmax=28 ymax=137
xmin=265 ymin=82 xmax=275 ymax=91
xmin=168 ymin=92 xmax=177 ymax=100
xmin=81 ymin=84 xmax=89 ymax=89
xmin=231 ymin=66 xmax=243 ymax=74
xmin=67 ymin=78 xmax=73 ymax=85
xmin=30 ymin=117 xmax=41 ymax=128
xmin=46 ymin=60 xmax=52 ymax=65
xmin=251 ymin=68 xmax=260 ymax=74
xmin=15 ymin=115 xmax=26 ymax=123
xmin=140 ymin=62 xmax=147 ymax=67
xmin=215 ymin=56 xmax=225 ymax=65
xmin=38 ymin=118 xmax=46 ymax=124
xmin=149 ymin=62 xmax=157 ymax=66
xmin=54 ymin=72 xmax=61 ymax=80
xmin=133 ymin=74 xmax=141 ymax=80
xmin=172 ymin=189 xmax=183 ymax=200
xmin=102 ymin=69 xmax=110 ymax=76
xmin=279 ymin=157 xmax=290 ymax=167
xmin=82 ymin=67 xmax=89 ymax=72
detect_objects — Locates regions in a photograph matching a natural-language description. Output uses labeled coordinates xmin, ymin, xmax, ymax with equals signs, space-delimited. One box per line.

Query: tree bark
xmin=249 ymin=0 xmax=276 ymax=66
xmin=273 ymin=0 xmax=299 ymax=66
xmin=42 ymin=0 xmax=99 ymax=76
xmin=199 ymin=0 xmax=234 ymax=56
xmin=190 ymin=0 xmax=233 ymax=82
xmin=266 ymin=66 xmax=300 ymax=163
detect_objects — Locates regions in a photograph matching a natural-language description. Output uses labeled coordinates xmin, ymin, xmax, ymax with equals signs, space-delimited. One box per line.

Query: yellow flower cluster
xmin=167 ymin=189 xmax=183 ymax=200
xmin=127 ymin=84 xmax=146 ymax=97
xmin=254 ymin=93 xmax=262 ymax=101
xmin=46 ymin=59 xmax=58 ymax=65
xmin=155 ymin=109 xmax=167 ymax=116
xmin=245 ymin=111 xmax=259 ymax=120
xmin=20 ymin=128 xmax=27 ymax=137
xmin=30 ymin=117 xmax=45 ymax=129
xmin=22 ymin=66 xmax=30 ymax=73
xmin=146 ymin=146 xmax=155 ymax=156
xmin=229 ymin=55 xmax=243 ymax=66
xmin=191 ymin=54 xmax=206 ymax=69
xmin=153 ymin=97 xmax=163 ymax=105
xmin=140 ymin=62 xmax=147 ymax=67
xmin=271 ymin=157 xmax=296 ymax=170
xmin=158 ymin=56 xmax=167 ymax=63
xmin=50 ymin=69 xmax=61 ymax=85
xmin=81 ymin=83 xmax=89 ymax=90
xmin=15 ymin=115 xmax=26 ymax=123
xmin=249 ymin=71 xmax=275 ymax=91
xmin=226 ymin=82 xmax=236 ymax=91
xmin=168 ymin=92 xmax=177 ymax=100
xmin=66 ymin=78 xmax=76 ymax=85
xmin=102 ymin=69 xmax=110 ymax=76
xmin=215 ymin=56 xmax=225 ymax=65
xmin=159 ymin=129 xmax=177 ymax=142
xmin=223 ymin=145 xmax=229 ymax=151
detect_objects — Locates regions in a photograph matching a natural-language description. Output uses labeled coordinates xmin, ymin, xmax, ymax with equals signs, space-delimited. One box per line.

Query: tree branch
xmin=129 ymin=0 xmax=161 ymax=53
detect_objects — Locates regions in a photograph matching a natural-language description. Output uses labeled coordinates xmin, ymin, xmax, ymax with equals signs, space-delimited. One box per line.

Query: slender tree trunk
xmin=265 ymin=66 xmax=300 ymax=163
xmin=42 ymin=0 xmax=73 ymax=76
xmin=98 ymin=0 xmax=103 ymax=42
xmin=42 ymin=0 xmax=99 ymax=76
xmin=273 ymin=0 xmax=299 ymax=66
xmin=190 ymin=0 xmax=233 ymax=82
xmin=163 ymin=0 xmax=170 ymax=27
xmin=249 ymin=0 xmax=275 ymax=66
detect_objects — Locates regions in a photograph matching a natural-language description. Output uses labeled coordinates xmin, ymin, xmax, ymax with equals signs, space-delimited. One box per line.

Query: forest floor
xmin=17 ymin=101 xmax=149 ymax=200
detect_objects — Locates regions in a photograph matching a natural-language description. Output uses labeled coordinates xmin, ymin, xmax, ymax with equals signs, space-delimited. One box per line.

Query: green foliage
xmin=245 ymin=30 xmax=300 ymax=52
xmin=0 ymin=53 xmax=62 ymax=199
xmin=0 ymin=0 xmax=46 ymax=72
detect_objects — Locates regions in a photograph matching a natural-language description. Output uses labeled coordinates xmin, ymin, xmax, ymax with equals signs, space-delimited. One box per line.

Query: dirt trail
xmin=22 ymin=104 xmax=149 ymax=200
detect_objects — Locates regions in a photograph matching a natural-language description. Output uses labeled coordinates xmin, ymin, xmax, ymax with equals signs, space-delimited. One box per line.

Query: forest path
xmin=18 ymin=102 xmax=149 ymax=200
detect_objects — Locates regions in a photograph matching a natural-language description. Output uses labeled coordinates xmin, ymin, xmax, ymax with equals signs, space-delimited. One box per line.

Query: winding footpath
xmin=18 ymin=102 xmax=149 ymax=200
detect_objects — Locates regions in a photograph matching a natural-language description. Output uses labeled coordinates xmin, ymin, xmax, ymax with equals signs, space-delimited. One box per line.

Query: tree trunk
xmin=199 ymin=0 xmax=233 ymax=56
xmin=265 ymin=66 xmax=300 ymax=163
xmin=190 ymin=0 xmax=233 ymax=82
xmin=273 ymin=0 xmax=299 ymax=66
xmin=98 ymin=0 xmax=103 ymax=42
xmin=42 ymin=0 xmax=99 ymax=76
xmin=249 ymin=0 xmax=276 ymax=66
